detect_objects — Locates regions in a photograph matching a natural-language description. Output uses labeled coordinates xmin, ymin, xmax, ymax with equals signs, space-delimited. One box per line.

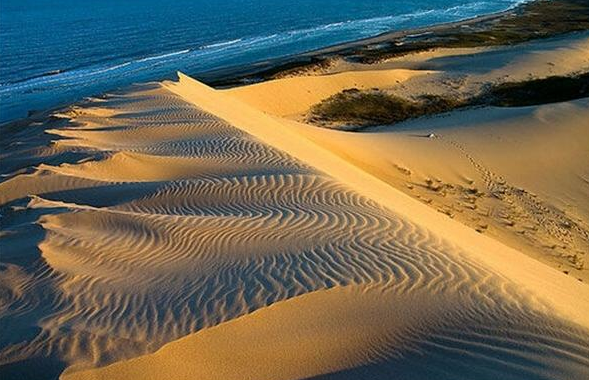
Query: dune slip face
xmin=1 ymin=76 xmax=589 ymax=380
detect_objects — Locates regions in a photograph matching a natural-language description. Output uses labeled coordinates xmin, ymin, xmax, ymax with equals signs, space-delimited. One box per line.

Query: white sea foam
xmin=0 ymin=0 xmax=526 ymax=122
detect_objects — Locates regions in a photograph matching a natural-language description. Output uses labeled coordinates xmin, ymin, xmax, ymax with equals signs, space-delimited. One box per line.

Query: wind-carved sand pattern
xmin=1 ymin=83 xmax=589 ymax=380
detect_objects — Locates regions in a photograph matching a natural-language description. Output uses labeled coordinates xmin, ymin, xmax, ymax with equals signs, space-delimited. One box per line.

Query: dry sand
xmin=228 ymin=31 xmax=589 ymax=112
xmin=223 ymin=69 xmax=427 ymax=117
xmin=225 ymin=31 xmax=589 ymax=281
xmin=283 ymin=100 xmax=589 ymax=282
xmin=1 ymin=32 xmax=589 ymax=380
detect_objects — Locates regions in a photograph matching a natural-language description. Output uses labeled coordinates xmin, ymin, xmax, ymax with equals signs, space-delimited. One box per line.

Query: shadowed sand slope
xmin=1 ymin=79 xmax=589 ymax=380
xmin=284 ymin=100 xmax=589 ymax=282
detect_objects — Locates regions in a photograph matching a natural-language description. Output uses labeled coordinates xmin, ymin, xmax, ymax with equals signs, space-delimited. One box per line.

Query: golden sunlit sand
xmin=1 ymin=26 xmax=589 ymax=380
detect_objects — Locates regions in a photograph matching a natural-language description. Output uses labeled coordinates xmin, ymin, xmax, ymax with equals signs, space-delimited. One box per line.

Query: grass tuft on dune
xmin=309 ymin=72 xmax=589 ymax=129
xmin=308 ymin=89 xmax=463 ymax=129
xmin=486 ymin=72 xmax=589 ymax=107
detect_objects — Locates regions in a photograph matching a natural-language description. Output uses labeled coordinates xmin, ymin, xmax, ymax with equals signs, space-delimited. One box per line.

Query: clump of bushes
xmin=308 ymin=72 xmax=589 ymax=130
xmin=308 ymin=89 xmax=462 ymax=129
xmin=485 ymin=72 xmax=589 ymax=107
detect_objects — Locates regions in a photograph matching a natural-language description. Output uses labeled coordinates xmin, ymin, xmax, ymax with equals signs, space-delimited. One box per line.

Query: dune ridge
xmin=166 ymin=73 xmax=589 ymax=324
xmin=1 ymin=74 xmax=588 ymax=380
xmin=223 ymin=69 xmax=428 ymax=117
xmin=221 ymin=32 xmax=589 ymax=281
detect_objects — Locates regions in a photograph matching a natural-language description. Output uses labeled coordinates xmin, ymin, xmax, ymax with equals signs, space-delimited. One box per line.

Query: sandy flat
xmin=1 ymin=34 xmax=589 ymax=380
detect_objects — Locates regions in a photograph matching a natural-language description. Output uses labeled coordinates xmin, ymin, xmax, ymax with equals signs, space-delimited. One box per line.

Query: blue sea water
xmin=0 ymin=0 xmax=524 ymax=122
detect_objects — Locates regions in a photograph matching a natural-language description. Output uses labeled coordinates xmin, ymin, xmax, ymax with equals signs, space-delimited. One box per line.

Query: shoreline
xmin=4 ymin=0 xmax=584 ymax=127
xmin=200 ymin=0 xmax=589 ymax=86
xmin=197 ymin=6 xmax=517 ymax=86
xmin=3 ymin=0 xmax=589 ymax=127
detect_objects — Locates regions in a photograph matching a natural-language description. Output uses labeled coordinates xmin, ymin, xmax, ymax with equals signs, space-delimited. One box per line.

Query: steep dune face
xmin=284 ymin=100 xmax=589 ymax=282
xmin=1 ymin=80 xmax=589 ymax=380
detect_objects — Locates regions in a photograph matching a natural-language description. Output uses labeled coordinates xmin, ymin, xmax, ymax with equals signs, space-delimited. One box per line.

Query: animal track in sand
xmin=441 ymin=138 xmax=589 ymax=278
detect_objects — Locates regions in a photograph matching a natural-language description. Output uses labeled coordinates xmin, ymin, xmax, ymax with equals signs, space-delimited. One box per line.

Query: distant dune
xmin=223 ymin=69 xmax=427 ymax=117
xmin=1 ymin=27 xmax=589 ymax=380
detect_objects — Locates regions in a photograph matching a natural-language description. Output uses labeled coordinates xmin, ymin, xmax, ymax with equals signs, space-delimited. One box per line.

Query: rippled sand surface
xmin=1 ymin=81 xmax=589 ymax=380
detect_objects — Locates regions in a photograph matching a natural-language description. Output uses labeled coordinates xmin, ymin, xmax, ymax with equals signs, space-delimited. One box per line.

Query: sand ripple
xmin=1 ymin=84 xmax=588 ymax=380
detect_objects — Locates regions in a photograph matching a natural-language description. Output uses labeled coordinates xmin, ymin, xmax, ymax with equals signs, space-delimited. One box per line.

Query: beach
xmin=1 ymin=1 xmax=589 ymax=379
xmin=0 ymin=0 xmax=531 ymax=123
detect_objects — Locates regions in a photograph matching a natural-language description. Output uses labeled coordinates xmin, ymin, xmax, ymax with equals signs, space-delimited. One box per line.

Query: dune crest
xmin=224 ymin=69 xmax=428 ymax=117
xmin=220 ymin=32 xmax=589 ymax=281
xmin=1 ymin=74 xmax=588 ymax=380
xmin=166 ymin=72 xmax=589 ymax=325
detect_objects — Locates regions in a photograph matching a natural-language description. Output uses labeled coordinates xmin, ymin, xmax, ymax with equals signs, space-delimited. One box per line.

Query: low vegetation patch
xmin=308 ymin=89 xmax=463 ymax=129
xmin=308 ymin=72 xmax=589 ymax=129
xmin=485 ymin=72 xmax=589 ymax=107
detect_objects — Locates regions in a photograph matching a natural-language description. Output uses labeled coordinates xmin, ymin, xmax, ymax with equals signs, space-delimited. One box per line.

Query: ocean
xmin=0 ymin=0 xmax=524 ymax=122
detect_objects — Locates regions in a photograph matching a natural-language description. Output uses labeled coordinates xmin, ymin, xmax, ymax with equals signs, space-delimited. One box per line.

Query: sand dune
xmin=385 ymin=31 xmax=589 ymax=100
xmin=377 ymin=31 xmax=589 ymax=79
xmin=225 ymin=69 xmax=427 ymax=117
xmin=2 ymin=37 xmax=589 ymax=380
xmin=167 ymin=73 xmax=589 ymax=312
xmin=220 ymin=32 xmax=589 ymax=282
xmin=226 ymin=32 xmax=589 ymax=115
xmin=64 ymin=285 xmax=589 ymax=380
xmin=283 ymin=100 xmax=589 ymax=281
